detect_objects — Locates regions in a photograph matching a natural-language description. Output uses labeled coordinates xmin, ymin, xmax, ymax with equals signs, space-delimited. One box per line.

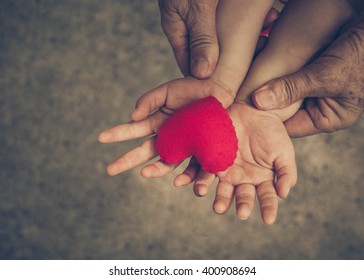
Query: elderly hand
xmin=251 ymin=17 xmax=364 ymax=137
xmin=158 ymin=0 xmax=280 ymax=78
xmin=159 ymin=0 xmax=219 ymax=78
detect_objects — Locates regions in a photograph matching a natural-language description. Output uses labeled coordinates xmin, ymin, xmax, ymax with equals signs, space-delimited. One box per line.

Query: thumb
xmin=186 ymin=2 xmax=218 ymax=79
xmin=252 ymin=62 xmax=340 ymax=110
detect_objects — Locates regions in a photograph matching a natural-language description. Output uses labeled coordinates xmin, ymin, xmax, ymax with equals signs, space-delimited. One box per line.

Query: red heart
xmin=156 ymin=96 xmax=238 ymax=173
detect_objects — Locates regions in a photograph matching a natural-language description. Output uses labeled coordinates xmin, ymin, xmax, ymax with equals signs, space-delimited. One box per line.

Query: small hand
xmin=251 ymin=18 xmax=364 ymax=137
xmin=176 ymin=103 xmax=297 ymax=224
xmin=98 ymin=77 xmax=235 ymax=176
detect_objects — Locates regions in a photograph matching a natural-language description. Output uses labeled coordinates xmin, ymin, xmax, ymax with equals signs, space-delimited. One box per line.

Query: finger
xmin=235 ymin=183 xmax=256 ymax=220
xmin=107 ymin=137 xmax=157 ymax=176
xmin=284 ymin=108 xmax=320 ymax=137
xmin=159 ymin=7 xmax=190 ymax=76
xmin=98 ymin=118 xmax=154 ymax=143
xmin=256 ymin=181 xmax=278 ymax=225
xmin=174 ymin=157 xmax=200 ymax=187
xmin=131 ymin=83 xmax=170 ymax=122
xmin=187 ymin=1 xmax=218 ymax=78
xmin=213 ymin=181 xmax=235 ymax=214
xmin=284 ymin=96 xmax=347 ymax=137
xmin=274 ymin=147 xmax=297 ymax=199
xmin=252 ymin=62 xmax=341 ymax=110
xmin=193 ymin=169 xmax=216 ymax=197
xmin=141 ymin=159 xmax=181 ymax=178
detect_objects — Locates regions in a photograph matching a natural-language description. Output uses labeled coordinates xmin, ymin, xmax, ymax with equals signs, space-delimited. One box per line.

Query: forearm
xmin=236 ymin=0 xmax=354 ymax=121
xmin=235 ymin=51 xmax=304 ymax=121
xmin=209 ymin=0 xmax=274 ymax=97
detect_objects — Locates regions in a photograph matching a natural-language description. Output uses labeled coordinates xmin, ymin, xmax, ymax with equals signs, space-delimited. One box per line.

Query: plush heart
xmin=156 ymin=96 xmax=238 ymax=173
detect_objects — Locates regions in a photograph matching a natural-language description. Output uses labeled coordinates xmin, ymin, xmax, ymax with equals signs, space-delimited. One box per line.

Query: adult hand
xmin=158 ymin=0 xmax=280 ymax=78
xmin=98 ymin=77 xmax=234 ymax=176
xmin=251 ymin=18 xmax=364 ymax=137
xmin=159 ymin=0 xmax=219 ymax=78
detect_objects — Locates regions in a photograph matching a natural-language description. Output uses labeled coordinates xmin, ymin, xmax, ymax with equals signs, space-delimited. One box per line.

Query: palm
xmin=134 ymin=76 xmax=234 ymax=118
xmin=98 ymin=76 xmax=234 ymax=176
xmin=212 ymin=103 xmax=297 ymax=224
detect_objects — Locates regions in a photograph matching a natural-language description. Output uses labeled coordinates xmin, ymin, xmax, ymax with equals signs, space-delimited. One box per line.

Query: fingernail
xmin=254 ymin=88 xmax=276 ymax=109
xmin=192 ymin=58 xmax=209 ymax=77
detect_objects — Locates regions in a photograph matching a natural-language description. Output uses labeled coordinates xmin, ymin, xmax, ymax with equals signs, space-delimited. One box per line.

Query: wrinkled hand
xmin=158 ymin=0 xmax=280 ymax=78
xmin=159 ymin=0 xmax=219 ymax=78
xmin=98 ymin=77 xmax=234 ymax=176
xmin=251 ymin=18 xmax=364 ymax=137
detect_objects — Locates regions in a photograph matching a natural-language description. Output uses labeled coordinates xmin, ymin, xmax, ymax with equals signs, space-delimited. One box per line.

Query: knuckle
xmin=307 ymin=60 xmax=343 ymax=95
xmin=160 ymin=0 xmax=217 ymax=55
xmin=309 ymin=97 xmax=362 ymax=133
xmin=273 ymin=78 xmax=296 ymax=106
xmin=346 ymin=24 xmax=364 ymax=56
xmin=160 ymin=16 xmax=183 ymax=38
xmin=259 ymin=194 xmax=277 ymax=210
xmin=238 ymin=191 xmax=255 ymax=204
xmin=311 ymin=116 xmax=340 ymax=133
xmin=257 ymin=184 xmax=276 ymax=203
xmin=159 ymin=0 xmax=188 ymax=14
xmin=185 ymin=2 xmax=217 ymax=46
xmin=159 ymin=1 xmax=188 ymax=34
xmin=189 ymin=33 xmax=216 ymax=51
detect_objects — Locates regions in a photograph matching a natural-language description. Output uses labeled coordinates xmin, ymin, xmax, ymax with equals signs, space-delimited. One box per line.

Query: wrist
xmin=204 ymin=76 xmax=236 ymax=108
xmin=235 ymin=85 xmax=256 ymax=106
xmin=232 ymin=99 xmax=283 ymax=121
xmin=209 ymin=67 xmax=242 ymax=96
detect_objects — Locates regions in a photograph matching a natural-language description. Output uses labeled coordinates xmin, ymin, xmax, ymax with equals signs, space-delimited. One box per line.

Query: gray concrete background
xmin=0 ymin=0 xmax=363 ymax=259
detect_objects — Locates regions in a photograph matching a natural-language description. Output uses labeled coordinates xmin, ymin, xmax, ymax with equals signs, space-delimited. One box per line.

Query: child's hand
xmin=186 ymin=102 xmax=296 ymax=224
xmin=215 ymin=103 xmax=297 ymax=224
xmin=98 ymin=77 xmax=234 ymax=176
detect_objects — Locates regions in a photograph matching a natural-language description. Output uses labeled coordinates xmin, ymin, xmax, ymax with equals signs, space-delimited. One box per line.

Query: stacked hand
xmin=98 ymin=77 xmax=234 ymax=176
xmin=158 ymin=0 xmax=280 ymax=77
xmin=99 ymin=84 xmax=297 ymax=224
xmin=98 ymin=0 xmax=296 ymax=224
xmin=99 ymin=0 xmax=364 ymax=225
xmin=252 ymin=17 xmax=364 ymax=137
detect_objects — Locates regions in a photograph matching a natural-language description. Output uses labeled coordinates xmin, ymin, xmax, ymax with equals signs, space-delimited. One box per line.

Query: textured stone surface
xmin=0 ymin=0 xmax=363 ymax=259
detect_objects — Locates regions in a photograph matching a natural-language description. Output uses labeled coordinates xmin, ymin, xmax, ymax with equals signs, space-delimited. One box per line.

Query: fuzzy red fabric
xmin=156 ymin=96 xmax=238 ymax=173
